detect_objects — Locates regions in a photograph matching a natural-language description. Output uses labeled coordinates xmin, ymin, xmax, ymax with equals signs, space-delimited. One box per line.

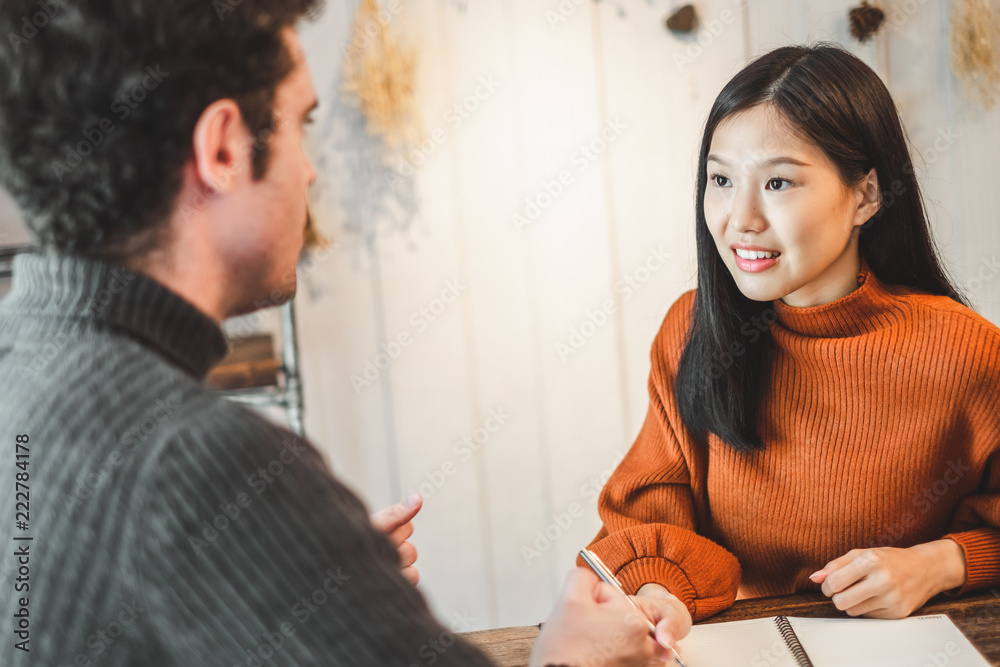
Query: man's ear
xmin=853 ymin=167 xmax=881 ymax=228
xmin=191 ymin=99 xmax=251 ymax=194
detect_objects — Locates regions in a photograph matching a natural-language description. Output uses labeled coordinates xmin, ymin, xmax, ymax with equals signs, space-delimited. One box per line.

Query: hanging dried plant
xmin=950 ymin=0 xmax=1000 ymax=110
xmin=848 ymin=1 xmax=885 ymax=43
xmin=303 ymin=207 xmax=332 ymax=251
xmin=342 ymin=0 xmax=421 ymax=151
xmin=665 ymin=4 xmax=697 ymax=34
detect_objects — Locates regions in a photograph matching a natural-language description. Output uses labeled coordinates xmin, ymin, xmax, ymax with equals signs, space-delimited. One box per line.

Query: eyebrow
xmin=707 ymin=154 xmax=811 ymax=168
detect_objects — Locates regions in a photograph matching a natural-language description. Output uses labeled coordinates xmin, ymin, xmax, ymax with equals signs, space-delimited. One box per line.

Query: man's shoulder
xmin=127 ymin=393 xmax=330 ymax=544
xmin=148 ymin=390 xmax=321 ymax=477
xmin=5 ymin=325 xmax=204 ymax=396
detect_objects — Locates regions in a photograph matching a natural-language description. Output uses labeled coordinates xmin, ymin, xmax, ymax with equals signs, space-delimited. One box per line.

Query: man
xmin=0 ymin=1 xmax=690 ymax=665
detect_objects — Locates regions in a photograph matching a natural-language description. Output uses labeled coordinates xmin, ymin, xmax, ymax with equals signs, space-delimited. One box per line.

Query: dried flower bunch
xmin=849 ymin=1 xmax=885 ymax=43
xmin=951 ymin=0 xmax=1000 ymax=110
xmin=342 ymin=0 xmax=420 ymax=151
xmin=303 ymin=208 xmax=332 ymax=251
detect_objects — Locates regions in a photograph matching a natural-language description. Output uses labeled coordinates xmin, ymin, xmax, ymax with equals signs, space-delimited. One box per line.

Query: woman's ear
xmin=853 ymin=168 xmax=881 ymax=228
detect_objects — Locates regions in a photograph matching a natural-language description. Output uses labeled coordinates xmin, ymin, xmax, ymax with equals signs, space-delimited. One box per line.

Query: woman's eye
xmin=767 ymin=178 xmax=790 ymax=190
xmin=710 ymin=173 xmax=730 ymax=187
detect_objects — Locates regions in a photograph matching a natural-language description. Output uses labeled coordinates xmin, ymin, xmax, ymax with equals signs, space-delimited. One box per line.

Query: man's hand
xmin=530 ymin=568 xmax=692 ymax=667
xmin=370 ymin=494 xmax=422 ymax=585
xmin=810 ymin=539 xmax=967 ymax=619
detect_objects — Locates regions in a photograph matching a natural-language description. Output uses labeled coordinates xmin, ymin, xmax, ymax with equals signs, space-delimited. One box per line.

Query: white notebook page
xmin=674 ymin=617 xmax=799 ymax=666
xmin=789 ymin=614 xmax=990 ymax=667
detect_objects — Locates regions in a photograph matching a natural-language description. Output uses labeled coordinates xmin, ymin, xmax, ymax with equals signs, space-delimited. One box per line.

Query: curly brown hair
xmin=0 ymin=0 xmax=324 ymax=262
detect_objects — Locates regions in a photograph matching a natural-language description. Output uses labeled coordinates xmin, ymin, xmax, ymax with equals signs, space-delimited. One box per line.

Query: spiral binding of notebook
xmin=774 ymin=616 xmax=815 ymax=667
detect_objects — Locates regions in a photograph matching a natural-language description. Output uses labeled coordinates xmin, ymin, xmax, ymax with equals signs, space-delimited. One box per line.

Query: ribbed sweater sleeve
xmin=131 ymin=397 xmax=494 ymax=667
xmin=581 ymin=291 xmax=741 ymax=622
xmin=942 ymin=316 xmax=1000 ymax=594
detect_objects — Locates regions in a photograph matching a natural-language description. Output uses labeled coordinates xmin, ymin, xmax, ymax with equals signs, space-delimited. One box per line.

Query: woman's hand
xmin=810 ymin=539 xmax=967 ymax=618
xmin=370 ymin=494 xmax=422 ymax=585
xmin=636 ymin=583 xmax=692 ymax=648
xmin=531 ymin=569 xmax=691 ymax=667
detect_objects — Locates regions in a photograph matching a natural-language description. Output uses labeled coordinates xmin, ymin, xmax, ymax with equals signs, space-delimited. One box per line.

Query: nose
xmin=729 ymin=190 xmax=766 ymax=234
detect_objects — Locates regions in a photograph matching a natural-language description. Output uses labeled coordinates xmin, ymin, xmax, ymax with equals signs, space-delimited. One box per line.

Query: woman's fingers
xmin=819 ymin=549 xmax=875 ymax=596
xmin=830 ymin=579 xmax=878 ymax=614
xmin=843 ymin=597 xmax=889 ymax=617
xmin=632 ymin=592 xmax=692 ymax=648
xmin=815 ymin=545 xmax=941 ymax=619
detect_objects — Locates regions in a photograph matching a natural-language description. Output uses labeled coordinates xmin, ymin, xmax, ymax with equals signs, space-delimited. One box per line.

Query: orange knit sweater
xmin=584 ymin=265 xmax=1000 ymax=622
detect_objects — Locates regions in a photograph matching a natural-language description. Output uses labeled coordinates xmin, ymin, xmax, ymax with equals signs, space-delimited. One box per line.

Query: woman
xmin=584 ymin=43 xmax=1000 ymax=625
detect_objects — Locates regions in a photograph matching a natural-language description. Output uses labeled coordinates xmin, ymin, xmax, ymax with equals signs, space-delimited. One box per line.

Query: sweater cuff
xmin=942 ymin=528 xmax=1000 ymax=594
xmin=580 ymin=524 xmax=740 ymax=621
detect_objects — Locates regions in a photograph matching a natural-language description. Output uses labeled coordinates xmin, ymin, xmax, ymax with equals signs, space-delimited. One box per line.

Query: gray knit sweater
xmin=0 ymin=251 xmax=494 ymax=666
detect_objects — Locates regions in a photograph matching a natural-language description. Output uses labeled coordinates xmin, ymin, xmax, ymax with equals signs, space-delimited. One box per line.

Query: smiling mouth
xmin=734 ymin=248 xmax=780 ymax=260
xmin=732 ymin=248 xmax=781 ymax=273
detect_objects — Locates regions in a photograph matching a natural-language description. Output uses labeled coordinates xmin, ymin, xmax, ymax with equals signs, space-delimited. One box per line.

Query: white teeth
xmin=735 ymin=248 xmax=780 ymax=260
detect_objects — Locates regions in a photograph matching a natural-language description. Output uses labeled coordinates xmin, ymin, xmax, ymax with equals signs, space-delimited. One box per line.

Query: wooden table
xmin=464 ymin=589 xmax=1000 ymax=666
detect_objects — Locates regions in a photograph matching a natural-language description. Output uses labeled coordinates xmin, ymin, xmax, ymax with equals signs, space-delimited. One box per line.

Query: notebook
xmin=674 ymin=613 xmax=990 ymax=666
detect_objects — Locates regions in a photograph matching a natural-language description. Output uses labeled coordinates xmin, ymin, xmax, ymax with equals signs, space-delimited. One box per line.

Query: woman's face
xmin=703 ymin=104 xmax=880 ymax=307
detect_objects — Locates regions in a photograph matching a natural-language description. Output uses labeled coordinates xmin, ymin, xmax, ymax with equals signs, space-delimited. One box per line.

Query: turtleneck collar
xmin=772 ymin=262 xmax=907 ymax=338
xmin=0 ymin=251 xmax=229 ymax=379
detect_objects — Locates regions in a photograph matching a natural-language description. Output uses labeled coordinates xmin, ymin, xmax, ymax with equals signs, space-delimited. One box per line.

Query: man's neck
xmin=123 ymin=244 xmax=230 ymax=325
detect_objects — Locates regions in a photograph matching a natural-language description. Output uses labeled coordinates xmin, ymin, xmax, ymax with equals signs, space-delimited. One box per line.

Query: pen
xmin=578 ymin=548 xmax=689 ymax=667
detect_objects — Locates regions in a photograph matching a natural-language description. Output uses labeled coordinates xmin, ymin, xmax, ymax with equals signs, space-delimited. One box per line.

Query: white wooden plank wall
xmin=0 ymin=0 xmax=996 ymax=633
xmin=296 ymin=0 xmax=1000 ymax=630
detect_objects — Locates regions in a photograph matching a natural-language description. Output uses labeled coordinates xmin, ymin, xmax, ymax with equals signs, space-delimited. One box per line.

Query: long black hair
xmin=676 ymin=43 xmax=966 ymax=452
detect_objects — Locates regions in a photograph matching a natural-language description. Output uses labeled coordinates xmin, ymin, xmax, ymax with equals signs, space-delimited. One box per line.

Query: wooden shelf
xmin=218 ymin=301 xmax=305 ymax=436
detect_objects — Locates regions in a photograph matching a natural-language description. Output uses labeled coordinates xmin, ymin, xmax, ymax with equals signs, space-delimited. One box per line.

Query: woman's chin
xmin=739 ymin=291 xmax=782 ymax=303
xmin=730 ymin=275 xmax=787 ymax=303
